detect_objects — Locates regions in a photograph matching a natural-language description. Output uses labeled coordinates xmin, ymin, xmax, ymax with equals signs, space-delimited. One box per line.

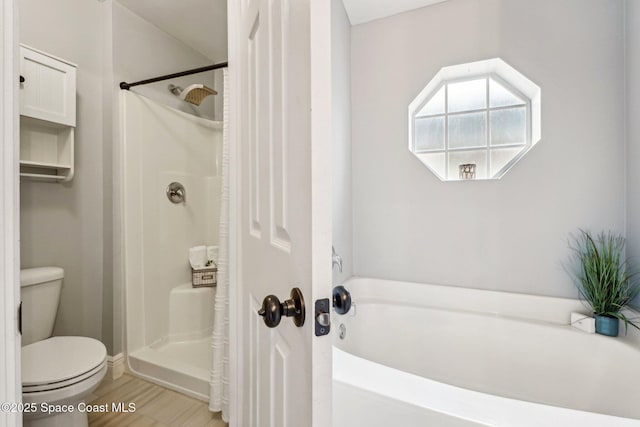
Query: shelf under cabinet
xmin=19 ymin=160 xmax=71 ymax=169
xmin=19 ymin=173 xmax=67 ymax=181
xmin=20 ymin=118 xmax=74 ymax=182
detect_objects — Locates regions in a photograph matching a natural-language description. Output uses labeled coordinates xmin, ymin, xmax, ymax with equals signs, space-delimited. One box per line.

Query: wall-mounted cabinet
xmin=19 ymin=44 xmax=76 ymax=182
xmin=20 ymin=45 xmax=76 ymax=126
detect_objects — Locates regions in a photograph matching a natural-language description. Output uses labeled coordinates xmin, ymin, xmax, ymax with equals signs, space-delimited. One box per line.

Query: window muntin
xmin=409 ymin=63 xmax=539 ymax=182
xmin=413 ymin=75 xmax=531 ymax=180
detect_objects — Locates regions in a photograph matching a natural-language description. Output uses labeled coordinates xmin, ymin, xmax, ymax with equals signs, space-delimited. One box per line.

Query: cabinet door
xmin=20 ymin=46 xmax=76 ymax=127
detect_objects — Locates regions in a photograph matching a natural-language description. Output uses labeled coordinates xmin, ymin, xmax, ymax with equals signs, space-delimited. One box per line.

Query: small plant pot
xmin=595 ymin=314 xmax=619 ymax=337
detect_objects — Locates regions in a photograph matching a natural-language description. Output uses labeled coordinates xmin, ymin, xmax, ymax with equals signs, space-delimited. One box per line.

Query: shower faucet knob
xmin=166 ymin=182 xmax=186 ymax=204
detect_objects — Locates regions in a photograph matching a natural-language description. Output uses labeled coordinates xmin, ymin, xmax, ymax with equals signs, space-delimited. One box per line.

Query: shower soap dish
xmin=192 ymin=264 xmax=217 ymax=288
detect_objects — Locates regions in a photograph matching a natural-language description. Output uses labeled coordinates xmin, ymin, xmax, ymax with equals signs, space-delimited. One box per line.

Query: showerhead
xmin=181 ymin=84 xmax=217 ymax=105
xmin=168 ymin=83 xmax=217 ymax=106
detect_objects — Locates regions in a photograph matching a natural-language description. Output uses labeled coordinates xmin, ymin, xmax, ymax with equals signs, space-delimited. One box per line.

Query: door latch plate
xmin=315 ymin=298 xmax=330 ymax=336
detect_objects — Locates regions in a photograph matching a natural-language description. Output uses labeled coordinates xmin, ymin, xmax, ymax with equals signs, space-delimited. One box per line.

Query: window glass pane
xmin=448 ymin=150 xmax=487 ymax=180
xmin=447 ymin=79 xmax=486 ymax=113
xmin=490 ymin=147 xmax=525 ymax=178
xmin=418 ymin=86 xmax=445 ymax=116
xmin=417 ymin=152 xmax=446 ymax=180
xmin=490 ymin=107 xmax=526 ymax=146
xmin=414 ymin=116 xmax=444 ymax=151
xmin=489 ymin=78 xmax=524 ymax=108
xmin=449 ymin=112 xmax=486 ymax=149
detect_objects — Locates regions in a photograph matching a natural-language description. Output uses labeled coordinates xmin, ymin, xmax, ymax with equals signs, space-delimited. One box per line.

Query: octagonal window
xmin=409 ymin=59 xmax=541 ymax=181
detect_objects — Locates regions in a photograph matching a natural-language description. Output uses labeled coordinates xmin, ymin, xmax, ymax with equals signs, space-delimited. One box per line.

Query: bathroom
xmin=2 ymin=0 xmax=640 ymax=426
xmin=12 ymin=0 xmax=229 ymax=425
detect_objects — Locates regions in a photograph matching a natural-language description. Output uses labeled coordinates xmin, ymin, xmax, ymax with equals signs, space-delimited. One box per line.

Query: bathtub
xmin=332 ymin=277 xmax=640 ymax=427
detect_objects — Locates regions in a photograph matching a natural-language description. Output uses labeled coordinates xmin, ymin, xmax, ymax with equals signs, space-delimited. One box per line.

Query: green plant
xmin=568 ymin=229 xmax=640 ymax=331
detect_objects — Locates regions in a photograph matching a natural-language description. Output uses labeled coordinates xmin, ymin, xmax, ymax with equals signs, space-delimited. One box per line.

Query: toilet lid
xmin=22 ymin=336 xmax=107 ymax=387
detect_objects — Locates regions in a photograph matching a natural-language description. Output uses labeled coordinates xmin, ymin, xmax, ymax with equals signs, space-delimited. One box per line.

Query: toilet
xmin=20 ymin=267 xmax=107 ymax=427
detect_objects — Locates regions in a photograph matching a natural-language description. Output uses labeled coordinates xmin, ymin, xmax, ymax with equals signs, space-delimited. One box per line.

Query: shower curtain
xmin=210 ymin=68 xmax=230 ymax=421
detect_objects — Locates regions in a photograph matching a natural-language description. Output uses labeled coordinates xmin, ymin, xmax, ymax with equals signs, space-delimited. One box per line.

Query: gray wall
xmin=332 ymin=0 xmax=353 ymax=283
xmin=627 ymin=0 xmax=640 ymax=305
xmin=20 ymin=0 xmax=108 ymax=342
xmin=112 ymin=2 xmax=219 ymax=121
xmin=351 ymin=0 xmax=626 ymax=298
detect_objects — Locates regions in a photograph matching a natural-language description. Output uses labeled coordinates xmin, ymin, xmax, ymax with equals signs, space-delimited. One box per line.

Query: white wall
xmin=123 ymin=92 xmax=221 ymax=349
xmin=110 ymin=1 xmax=225 ymax=354
xmin=332 ymin=0 xmax=353 ymax=283
xmin=627 ymin=0 xmax=640 ymax=306
xmin=351 ymin=0 xmax=626 ymax=298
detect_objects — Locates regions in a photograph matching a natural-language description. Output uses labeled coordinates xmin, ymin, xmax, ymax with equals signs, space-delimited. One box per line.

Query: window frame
xmin=408 ymin=58 xmax=541 ymax=181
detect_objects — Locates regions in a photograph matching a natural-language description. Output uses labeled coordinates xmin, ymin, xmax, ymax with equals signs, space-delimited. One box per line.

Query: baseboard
xmin=106 ymin=353 xmax=125 ymax=380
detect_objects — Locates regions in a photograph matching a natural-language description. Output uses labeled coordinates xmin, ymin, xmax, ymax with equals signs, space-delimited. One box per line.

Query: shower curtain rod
xmin=119 ymin=62 xmax=228 ymax=90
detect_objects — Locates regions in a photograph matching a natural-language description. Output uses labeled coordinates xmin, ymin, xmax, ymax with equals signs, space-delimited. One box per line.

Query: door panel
xmin=234 ymin=0 xmax=330 ymax=425
xmin=268 ymin=0 xmax=291 ymax=251
xmin=247 ymin=12 xmax=262 ymax=238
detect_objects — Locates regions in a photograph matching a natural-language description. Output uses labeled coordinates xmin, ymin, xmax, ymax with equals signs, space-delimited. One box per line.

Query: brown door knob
xmin=257 ymin=288 xmax=305 ymax=328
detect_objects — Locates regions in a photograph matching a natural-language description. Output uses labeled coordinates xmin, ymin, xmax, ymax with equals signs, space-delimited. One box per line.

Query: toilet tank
xmin=20 ymin=267 xmax=64 ymax=346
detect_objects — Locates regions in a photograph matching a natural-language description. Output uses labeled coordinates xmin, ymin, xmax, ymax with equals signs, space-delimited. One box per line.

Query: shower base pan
xmin=128 ymin=336 xmax=211 ymax=401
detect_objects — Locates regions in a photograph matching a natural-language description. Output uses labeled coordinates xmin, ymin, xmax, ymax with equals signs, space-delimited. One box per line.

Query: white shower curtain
xmin=210 ymin=68 xmax=230 ymax=421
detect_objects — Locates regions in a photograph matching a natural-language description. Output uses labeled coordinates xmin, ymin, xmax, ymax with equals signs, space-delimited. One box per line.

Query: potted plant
xmin=568 ymin=229 xmax=640 ymax=336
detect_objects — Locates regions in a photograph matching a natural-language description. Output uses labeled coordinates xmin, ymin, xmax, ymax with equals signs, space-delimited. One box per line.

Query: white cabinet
xmin=20 ymin=45 xmax=76 ymax=126
xmin=19 ymin=45 xmax=76 ymax=182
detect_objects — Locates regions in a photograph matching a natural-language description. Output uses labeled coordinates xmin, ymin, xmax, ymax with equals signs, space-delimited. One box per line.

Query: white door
xmin=229 ymin=0 xmax=332 ymax=426
xmin=1 ymin=1 xmax=22 ymax=426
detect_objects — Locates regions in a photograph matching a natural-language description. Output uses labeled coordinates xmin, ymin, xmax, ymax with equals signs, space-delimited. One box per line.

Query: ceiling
xmin=116 ymin=0 xmax=227 ymax=62
xmin=342 ymin=0 xmax=448 ymax=25
xmin=114 ymin=0 xmax=445 ymax=60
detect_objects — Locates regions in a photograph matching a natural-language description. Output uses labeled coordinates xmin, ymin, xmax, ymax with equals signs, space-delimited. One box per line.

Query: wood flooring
xmin=87 ymin=374 xmax=227 ymax=427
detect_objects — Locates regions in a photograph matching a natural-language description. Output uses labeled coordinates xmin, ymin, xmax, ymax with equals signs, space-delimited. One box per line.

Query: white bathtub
xmin=332 ymin=277 xmax=640 ymax=427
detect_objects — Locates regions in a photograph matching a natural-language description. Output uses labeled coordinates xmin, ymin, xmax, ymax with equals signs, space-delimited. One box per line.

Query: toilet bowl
xmin=20 ymin=268 xmax=107 ymax=427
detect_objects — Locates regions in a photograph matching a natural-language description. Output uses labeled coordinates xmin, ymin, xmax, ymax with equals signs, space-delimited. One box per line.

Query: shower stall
xmin=122 ymin=89 xmax=223 ymax=399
